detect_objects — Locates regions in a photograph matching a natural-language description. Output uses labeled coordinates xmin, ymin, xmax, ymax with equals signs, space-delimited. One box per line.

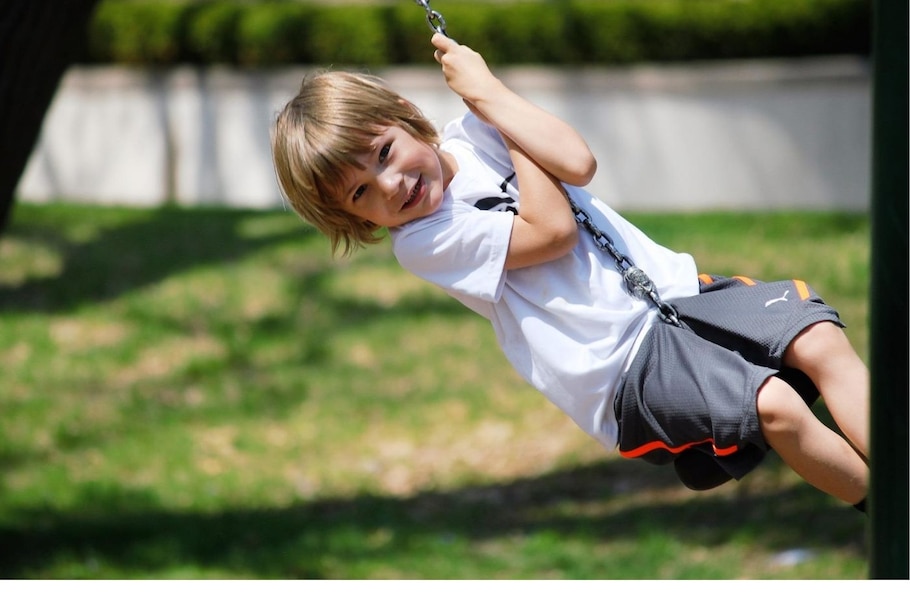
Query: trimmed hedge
xmin=85 ymin=0 xmax=871 ymax=66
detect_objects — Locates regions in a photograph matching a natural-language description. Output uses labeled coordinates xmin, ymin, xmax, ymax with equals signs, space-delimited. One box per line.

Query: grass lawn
xmin=0 ymin=202 xmax=870 ymax=579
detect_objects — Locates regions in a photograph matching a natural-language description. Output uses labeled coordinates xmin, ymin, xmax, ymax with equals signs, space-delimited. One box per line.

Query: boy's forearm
xmin=504 ymin=135 xmax=570 ymax=219
xmin=502 ymin=134 xmax=579 ymax=270
xmin=472 ymin=82 xmax=596 ymax=187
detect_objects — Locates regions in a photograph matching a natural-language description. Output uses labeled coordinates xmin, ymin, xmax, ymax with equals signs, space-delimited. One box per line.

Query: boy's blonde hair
xmin=272 ymin=71 xmax=440 ymax=255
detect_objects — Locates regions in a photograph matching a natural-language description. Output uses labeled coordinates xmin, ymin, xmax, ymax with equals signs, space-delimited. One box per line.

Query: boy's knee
xmin=783 ymin=320 xmax=849 ymax=371
xmin=756 ymin=376 xmax=808 ymax=436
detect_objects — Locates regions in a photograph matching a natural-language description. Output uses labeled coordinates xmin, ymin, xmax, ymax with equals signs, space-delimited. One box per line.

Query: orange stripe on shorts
xmin=793 ymin=279 xmax=811 ymax=300
xmin=619 ymin=438 xmax=740 ymax=459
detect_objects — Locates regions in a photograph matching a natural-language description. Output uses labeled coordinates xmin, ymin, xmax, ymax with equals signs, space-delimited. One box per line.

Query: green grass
xmin=0 ymin=202 xmax=870 ymax=579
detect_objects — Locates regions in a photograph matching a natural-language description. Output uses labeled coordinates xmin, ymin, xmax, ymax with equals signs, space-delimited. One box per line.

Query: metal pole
xmin=868 ymin=0 xmax=909 ymax=580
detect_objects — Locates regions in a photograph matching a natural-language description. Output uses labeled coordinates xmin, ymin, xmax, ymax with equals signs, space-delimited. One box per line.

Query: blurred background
xmin=11 ymin=0 xmax=872 ymax=213
xmin=0 ymin=0 xmax=890 ymax=581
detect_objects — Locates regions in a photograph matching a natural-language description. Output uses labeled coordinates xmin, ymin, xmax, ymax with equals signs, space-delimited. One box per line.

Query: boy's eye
xmin=378 ymin=143 xmax=391 ymax=162
xmin=349 ymin=142 xmax=390 ymax=203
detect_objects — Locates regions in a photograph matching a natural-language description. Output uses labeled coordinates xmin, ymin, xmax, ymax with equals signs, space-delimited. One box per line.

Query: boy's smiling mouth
xmin=402 ymin=175 xmax=424 ymax=210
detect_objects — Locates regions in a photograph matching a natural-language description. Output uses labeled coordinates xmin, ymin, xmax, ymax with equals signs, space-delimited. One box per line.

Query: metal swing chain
xmin=569 ymin=198 xmax=682 ymax=327
xmin=413 ymin=1 xmax=681 ymax=328
xmin=413 ymin=0 xmax=450 ymax=37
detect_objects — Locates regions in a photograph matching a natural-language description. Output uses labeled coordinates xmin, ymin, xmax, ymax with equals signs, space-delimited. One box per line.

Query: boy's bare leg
xmin=783 ymin=321 xmax=870 ymax=458
xmin=757 ymin=377 xmax=868 ymax=504
xmin=756 ymin=321 xmax=870 ymax=504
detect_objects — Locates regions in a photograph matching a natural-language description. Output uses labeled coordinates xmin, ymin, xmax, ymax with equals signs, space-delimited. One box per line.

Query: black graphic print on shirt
xmin=473 ymin=171 xmax=518 ymax=214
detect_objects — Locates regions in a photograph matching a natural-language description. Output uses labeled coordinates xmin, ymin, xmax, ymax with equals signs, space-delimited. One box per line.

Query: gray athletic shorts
xmin=613 ymin=274 xmax=844 ymax=486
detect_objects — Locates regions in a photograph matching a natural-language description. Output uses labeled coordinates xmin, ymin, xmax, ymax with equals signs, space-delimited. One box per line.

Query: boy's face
xmin=336 ymin=125 xmax=453 ymax=228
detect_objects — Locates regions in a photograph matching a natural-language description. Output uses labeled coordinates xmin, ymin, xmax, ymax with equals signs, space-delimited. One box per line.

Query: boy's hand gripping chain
xmin=414 ymin=0 xmax=451 ymax=38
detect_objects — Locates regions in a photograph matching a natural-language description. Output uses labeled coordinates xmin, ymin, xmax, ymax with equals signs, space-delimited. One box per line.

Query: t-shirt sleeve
xmin=391 ymin=202 xmax=513 ymax=303
xmin=443 ymin=113 xmax=514 ymax=176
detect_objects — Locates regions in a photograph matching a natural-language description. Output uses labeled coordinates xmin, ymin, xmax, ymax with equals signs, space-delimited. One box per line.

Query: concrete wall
xmin=17 ymin=56 xmax=871 ymax=211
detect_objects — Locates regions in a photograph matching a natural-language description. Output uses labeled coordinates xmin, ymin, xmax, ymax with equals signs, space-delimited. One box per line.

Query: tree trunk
xmin=0 ymin=0 xmax=100 ymax=234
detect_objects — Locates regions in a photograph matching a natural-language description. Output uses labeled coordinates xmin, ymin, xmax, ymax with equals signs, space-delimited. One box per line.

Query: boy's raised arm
xmin=430 ymin=34 xmax=582 ymax=269
xmin=431 ymin=34 xmax=596 ymax=187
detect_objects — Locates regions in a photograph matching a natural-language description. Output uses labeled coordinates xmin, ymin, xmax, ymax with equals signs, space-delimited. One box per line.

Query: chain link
xmin=569 ymin=198 xmax=682 ymax=327
xmin=413 ymin=0 xmax=449 ymax=37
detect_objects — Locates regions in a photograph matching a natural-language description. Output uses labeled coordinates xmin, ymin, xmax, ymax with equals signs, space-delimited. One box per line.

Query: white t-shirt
xmin=390 ymin=113 xmax=699 ymax=450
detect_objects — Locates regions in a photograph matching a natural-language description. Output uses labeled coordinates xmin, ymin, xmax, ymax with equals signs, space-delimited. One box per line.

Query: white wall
xmin=17 ymin=56 xmax=871 ymax=211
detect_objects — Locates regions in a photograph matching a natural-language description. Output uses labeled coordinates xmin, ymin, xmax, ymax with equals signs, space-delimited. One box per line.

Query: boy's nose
xmin=378 ymin=169 xmax=402 ymax=199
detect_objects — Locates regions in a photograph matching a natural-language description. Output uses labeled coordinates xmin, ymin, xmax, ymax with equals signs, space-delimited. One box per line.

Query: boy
xmin=272 ymin=34 xmax=869 ymax=510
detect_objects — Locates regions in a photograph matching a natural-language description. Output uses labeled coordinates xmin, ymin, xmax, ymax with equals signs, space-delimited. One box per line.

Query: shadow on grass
xmin=0 ymin=206 xmax=315 ymax=313
xmin=0 ymin=455 xmax=866 ymax=579
xmin=0 ymin=206 xmax=869 ymax=578
xmin=0 ymin=204 xmax=473 ymax=323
